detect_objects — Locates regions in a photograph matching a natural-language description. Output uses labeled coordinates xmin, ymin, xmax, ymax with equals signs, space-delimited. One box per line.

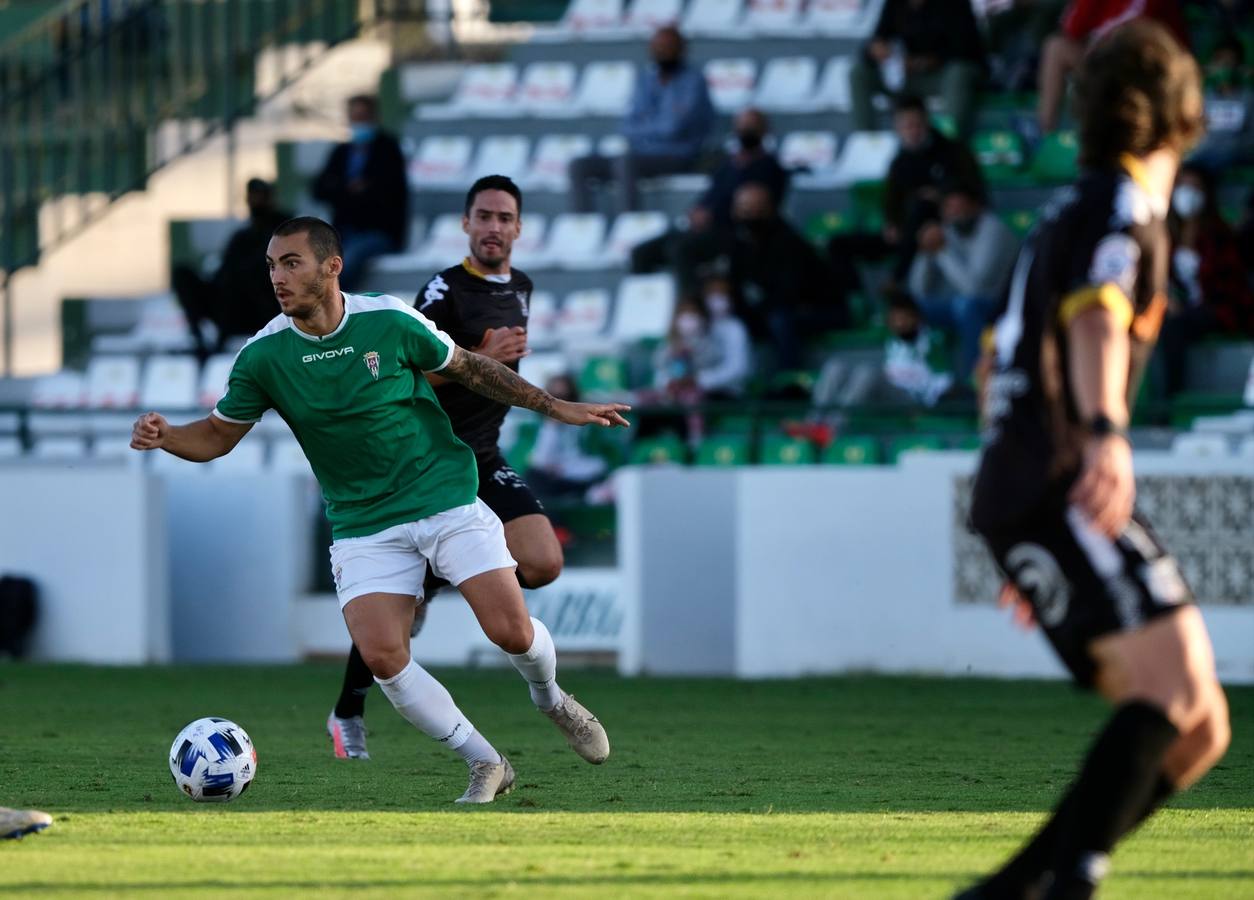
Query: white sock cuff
xmin=374 ymin=659 xmax=418 ymax=688
xmin=509 ymin=616 xmax=554 ymax=664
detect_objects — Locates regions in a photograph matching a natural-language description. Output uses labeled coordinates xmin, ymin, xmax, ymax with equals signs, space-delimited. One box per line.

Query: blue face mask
xmin=350 ymin=123 xmax=376 ymax=144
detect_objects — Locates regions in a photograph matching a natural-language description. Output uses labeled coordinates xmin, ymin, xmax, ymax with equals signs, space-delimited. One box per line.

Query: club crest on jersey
xmin=364 ymin=351 xmax=380 ymax=381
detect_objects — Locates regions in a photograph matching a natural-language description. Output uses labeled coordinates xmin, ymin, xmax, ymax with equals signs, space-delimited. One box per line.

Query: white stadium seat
xmin=525 ymin=134 xmax=594 ymax=190
xmin=704 ymin=58 xmax=758 ymax=114
xmin=682 ymin=0 xmax=746 ymax=38
xmin=1239 ymin=435 xmax=1254 ymax=459
xmin=30 ymin=436 xmax=89 ymax=460
xmin=753 ymin=57 xmax=819 ymax=112
xmin=212 ymin=436 xmax=267 ymax=473
xmin=0 ymin=436 xmax=23 ymax=459
xmin=415 ymin=215 xmax=470 ymax=269
xmin=611 ymin=274 xmax=676 ymax=341
xmin=199 ymin=353 xmax=235 ymax=409
xmin=419 ymin=64 xmax=518 ymax=119
xmin=140 ymin=355 xmax=199 ymax=410
xmin=1171 ymin=433 xmax=1231 ymax=459
xmin=598 ymin=133 xmax=630 ymax=157
xmin=815 ymin=56 xmax=856 ymax=112
xmin=542 ymin=214 xmax=608 ymax=270
xmin=92 ymin=294 xmax=196 ymax=354
xmin=518 ymin=62 xmax=579 ymax=117
xmin=828 ymin=131 xmax=900 ymax=185
xmin=270 ymin=438 xmax=313 ymax=476
xmin=560 ymin=0 xmax=624 ymax=32
xmin=527 ymin=291 xmax=561 ymax=350
xmin=150 ymin=447 xmax=206 ymax=474
xmin=781 ymin=131 xmax=843 ymax=188
xmin=31 ymin=370 xmax=86 ymax=408
xmin=518 ymin=352 xmax=570 ymax=390
xmin=602 ymin=211 xmax=669 ymax=266
xmin=743 ymin=0 xmax=805 ymax=35
xmin=624 ymin=0 xmax=683 ymax=32
xmin=408 ymin=135 xmax=473 ymax=188
xmin=806 ymin=0 xmax=865 ymax=35
xmin=510 ymin=213 xmax=549 ymax=269
xmin=467 ymin=135 xmax=532 ymax=182
xmin=91 ymin=436 xmax=145 ymax=469
xmin=85 ymin=355 xmax=141 ymax=408
xmin=574 ymin=61 xmax=636 ymax=116
xmin=557 ymin=289 xmax=611 ymax=340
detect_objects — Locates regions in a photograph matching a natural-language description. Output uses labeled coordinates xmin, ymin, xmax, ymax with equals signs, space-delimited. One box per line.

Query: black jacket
xmin=312 ymin=132 xmax=409 ymax=248
xmin=884 ymin=129 xmax=985 ymax=231
xmin=871 ymin=0 xmax=986 ymax=68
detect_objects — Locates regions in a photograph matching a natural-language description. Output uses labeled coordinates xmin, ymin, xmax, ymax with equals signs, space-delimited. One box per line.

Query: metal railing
xmin=0 ymin=0 xmax=425 ymax=375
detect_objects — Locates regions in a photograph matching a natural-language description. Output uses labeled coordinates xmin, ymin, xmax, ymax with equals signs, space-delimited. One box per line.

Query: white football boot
xmin=455 ymin=755 xmax=516 ymax=804
xmin=543 ymin=694 xmax=610 ymax=764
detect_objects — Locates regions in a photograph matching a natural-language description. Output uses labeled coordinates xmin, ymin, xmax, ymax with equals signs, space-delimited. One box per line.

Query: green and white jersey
xmin=213 ymin=292 xmax=478 ymax=539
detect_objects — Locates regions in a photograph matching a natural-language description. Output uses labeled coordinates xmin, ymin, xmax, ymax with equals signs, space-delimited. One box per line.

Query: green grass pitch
xmin=2 ymin=664 xmax=1251 ymax=898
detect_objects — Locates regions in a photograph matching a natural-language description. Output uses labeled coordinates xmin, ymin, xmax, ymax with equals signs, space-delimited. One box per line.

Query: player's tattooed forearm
xmin=445 ymin=348 xmax=554 ymax=416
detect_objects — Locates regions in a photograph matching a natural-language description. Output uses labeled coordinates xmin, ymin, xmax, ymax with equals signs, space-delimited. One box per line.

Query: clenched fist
xmin=130 ymin=412 xmax=169 ymax=450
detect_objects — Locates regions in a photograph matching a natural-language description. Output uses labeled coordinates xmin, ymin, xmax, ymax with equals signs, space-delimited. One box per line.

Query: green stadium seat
xmin=503 ymin=419 xmax=541 ymax=473
xmin=973 ymin=130 xmax=1026 ymax=183
xmin=823 ymin=436 xmax=881 ymax=465
xmin=804 ymin=210 xmax=857 ymax=243
xmin=629 ymin=434 xmax=686 ymax=465
xmin=760 ymin=434 xmax=816 ymax=465
xmin=1029 ymin=131 xmax=1079 ymax=184
xmin=1001 ymin=208 xmax=1038 ymax=238
xmin=887 ymin=435 xmax=944 ymax=463
xmin=932 ymin=113 xmax=958 ymax=138
xmin=708 ymin=414 xmax=756 ymax=434
xmin=956 ymin=434 xmax=984 ymax=452
xmin=695 ymin=434 xmax=752 ymax=467
xmin=578 ymin=355 xmax=627 ymax=396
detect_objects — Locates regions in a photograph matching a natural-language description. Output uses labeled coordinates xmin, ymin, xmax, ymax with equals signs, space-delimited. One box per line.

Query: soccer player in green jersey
xmin=131 ymin=216 xmax=628 ymax=803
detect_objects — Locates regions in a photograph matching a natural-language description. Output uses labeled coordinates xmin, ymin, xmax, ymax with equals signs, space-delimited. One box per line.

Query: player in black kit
xmin=956 ymin=22 xmax=1229 ymax=900
xmin=327 ymin=175 xmax=566 ymax=760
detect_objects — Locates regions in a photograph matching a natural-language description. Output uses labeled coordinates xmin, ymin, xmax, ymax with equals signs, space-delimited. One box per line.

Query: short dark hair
xmin=464 ymin=175 xmax=523 ymax=216
xmin=1074 ymin=20 xmax=1204 ymax=166
xmin=272 ymin=216 xmax=343 ymax=262
xmin=347 ymin=94 xmax=378 ymax=113
xmin=884 ymin=286 xmax=920 ymax=315
xmin=893 ymin=94 xmax=927 ymax=116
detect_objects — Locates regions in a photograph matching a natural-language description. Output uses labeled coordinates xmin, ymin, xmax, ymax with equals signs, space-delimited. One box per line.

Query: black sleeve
xmin=943 ymin=0 xmax=987 ymax=66
xmin=872 ymin=0 xmax=897 ymax=40
xmin=311 ymin=144 xmax=348 ymax=206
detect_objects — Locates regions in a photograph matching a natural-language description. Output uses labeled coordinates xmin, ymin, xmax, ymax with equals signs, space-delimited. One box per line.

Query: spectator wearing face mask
xmin=1158 ymin=164 xmax=1254 ymax=395
xmin=653 ymin=279 xmax=753 ymax=401
xmin=1188 ymin=36 xmax=1254 ymax=171
xmin=568 ymin=25 xmax=715 ymax=213
xmin=630 ymin=108 xmax=789 ymax=295
xmin=527 ymin=374 xmax=612 ymax=502
xmin=728 ymin=182 xmax=848 ymax=369
xmin=907 ymin=181 xmax=1018 ymax=380
xmin=311 ymin=94 xmax=409 ymax=290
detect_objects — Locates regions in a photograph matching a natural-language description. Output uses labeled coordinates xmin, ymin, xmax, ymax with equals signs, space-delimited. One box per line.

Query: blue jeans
xmin=917 ymin=294 xmax=997 ymax=380
xmin=339 ymin=229 xmax=399 ymax=291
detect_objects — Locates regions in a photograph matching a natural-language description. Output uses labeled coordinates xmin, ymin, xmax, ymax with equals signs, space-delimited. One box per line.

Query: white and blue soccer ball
xmin=169 ymin=717 xmax=257 ymax=802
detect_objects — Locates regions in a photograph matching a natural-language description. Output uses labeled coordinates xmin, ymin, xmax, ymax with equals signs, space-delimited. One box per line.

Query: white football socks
xmin=507 ymin=617 xmax=564 ymax=711
xmin=375 ymin=659 xmax=500 ymax=766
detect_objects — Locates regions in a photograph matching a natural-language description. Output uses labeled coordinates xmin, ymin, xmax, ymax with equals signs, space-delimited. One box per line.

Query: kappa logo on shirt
xmin=420 ymin=275 xmax=449 ymax=309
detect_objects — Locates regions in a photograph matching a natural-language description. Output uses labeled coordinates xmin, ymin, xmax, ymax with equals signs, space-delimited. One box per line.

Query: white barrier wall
xmin=617 ymin=453 xmax=1254 ymax=683
xmin=0 ymin=465 xmax=170 ymax=663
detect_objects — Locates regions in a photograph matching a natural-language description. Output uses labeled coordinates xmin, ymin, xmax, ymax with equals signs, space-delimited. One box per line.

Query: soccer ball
xmin=169 ymin=717 xmax=257 ymax=802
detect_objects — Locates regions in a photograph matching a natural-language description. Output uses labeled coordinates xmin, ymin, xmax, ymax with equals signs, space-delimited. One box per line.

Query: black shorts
xmin=421 ymin=452 xmax=545 ymax=598
xmin=474 ymin=452 xmax=545 ymax=524
xmin=980 ymin=507 xmax=1194 ymax=687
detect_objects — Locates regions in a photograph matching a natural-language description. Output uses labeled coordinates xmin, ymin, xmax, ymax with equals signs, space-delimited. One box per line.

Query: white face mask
xmin=1172 ymin=184 xmax=1204 ymax=219
xmin=675 ymin=313 xmax=704 ymax=338
xmin=705 ymin=293 xmax=732 ymax=318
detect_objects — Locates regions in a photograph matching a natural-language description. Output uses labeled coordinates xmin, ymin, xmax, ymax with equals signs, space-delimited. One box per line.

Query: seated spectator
xmin=829 ymin=95 xmax=985 ymax=288
xmin=652 ymin=279 xmax=753 ymax=401
xmin=976 ymin=0 xmax=1067 ymax=92
xmin=812 ymin=290 xmax=958 ymax=410
xmin=631 ymin=108 xmax=789 ymax=295
xmin=1158 ymin=164 xmax=1254 ymax=395
xmin=1189 ymin=36 xmax=1254 ymax=171
xmin=907 ymin=181 xmax=1018 ymax=379
xmin=311 ymin=94 xmax=408 ymax=290
xmin=172 ymin=178 xmax=292 ymax=359
xmin=850 ymin=0 xmax=987 ymax=139
xmin=527 ymin=374 xmax=611 ymax=502
xmin=1036 ymin=0 xmax=1187 ymax=136
xmin=568 ymin=25 xmax=714 ymax=213
xmin=729 ymin=182 xmax=848 ymax=368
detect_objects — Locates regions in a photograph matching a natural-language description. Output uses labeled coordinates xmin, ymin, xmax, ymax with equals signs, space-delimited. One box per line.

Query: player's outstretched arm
xmin=441 ymin=347 xmax=630 ymax=428
xmin=130 ymin=412 xmax=253 ymax=462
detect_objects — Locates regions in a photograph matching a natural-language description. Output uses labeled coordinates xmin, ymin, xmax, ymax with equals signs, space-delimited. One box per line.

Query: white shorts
xmin=328 ymin=499 xmax=516 ymax=608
